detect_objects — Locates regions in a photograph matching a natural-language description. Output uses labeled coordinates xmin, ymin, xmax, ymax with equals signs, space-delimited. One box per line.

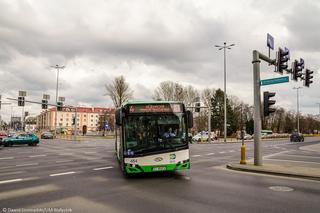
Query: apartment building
xmin=36 ymin=106 xmax=115 ymax=133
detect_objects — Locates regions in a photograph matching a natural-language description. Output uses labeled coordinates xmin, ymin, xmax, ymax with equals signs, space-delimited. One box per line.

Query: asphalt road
xmin=0 ymin=137 xmax=319 ymax=213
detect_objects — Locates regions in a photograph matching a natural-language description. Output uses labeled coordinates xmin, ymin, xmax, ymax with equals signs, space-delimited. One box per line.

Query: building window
xmin=84 ymin=115 xmax=86 ymax=117
xmin=66 ymin=123 xmax=69 ymax=127
xmin=91 ymin=115 xmax=93 ymax=117
xmin=84 ymin=119 xmax=86 ymax=122
xmin=91 ymin=119 xmax=93 ymax=122
xmin=60 ymin=118 xmax=63 ymax=121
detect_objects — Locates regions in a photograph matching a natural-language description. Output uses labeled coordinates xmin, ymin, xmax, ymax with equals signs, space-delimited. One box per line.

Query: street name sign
xmin=260 ymin=76 xmax=289 ymax=86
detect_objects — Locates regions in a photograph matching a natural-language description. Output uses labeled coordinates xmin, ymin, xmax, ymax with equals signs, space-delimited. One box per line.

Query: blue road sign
xmin=260 ymin=76 xmax=289 ymax=86
xmin=267 ymin=33 xmax=274 ymax=50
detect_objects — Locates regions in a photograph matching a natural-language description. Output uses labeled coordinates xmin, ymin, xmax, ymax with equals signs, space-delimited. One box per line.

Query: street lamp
xmin=293 ymin=87 xmax=302 ymax=133
xmin=51 ymin=65 xmax=65 ymax=135
xmin=215 ymin=42 xmax=235 ymax=142
xmin=316 ymin=103 xmax=320 ymax=116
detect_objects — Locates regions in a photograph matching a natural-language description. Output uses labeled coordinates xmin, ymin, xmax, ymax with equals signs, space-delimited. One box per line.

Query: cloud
xmin=0 ymin=0 xmax=319 ymax=121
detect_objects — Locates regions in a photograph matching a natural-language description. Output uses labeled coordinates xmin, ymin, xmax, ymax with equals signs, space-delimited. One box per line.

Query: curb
xmin=226 ymin=164 xmax=320 ymax=181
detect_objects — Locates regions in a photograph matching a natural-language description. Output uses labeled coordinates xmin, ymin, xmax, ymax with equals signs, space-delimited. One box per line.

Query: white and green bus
xmin=115 ymin=101 xmax=193 ymax=175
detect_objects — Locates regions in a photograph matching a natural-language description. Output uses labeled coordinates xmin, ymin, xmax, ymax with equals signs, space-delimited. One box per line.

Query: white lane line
xmin=0 ymin=178 xmax=23 ymax=184
xmin=49 ymin=171 xmax=76 ymax=177
xmin=219 ymin=151 xmax=226 ymax=154
xmin=229 ymin=150 xmax=235 ymax=153
xmin=93 ymin=166 xmax=113 ymax=171
xmin=84 ymin=151 xmax=97 ymax=154
xmin=206 ymin=153 xmax=215 ymax=156
xmin=59 ymin=153 xmax=74 ymax=155
xmin=29 ymin=154 xmax=47 ymax=158
xmin=0 ymin=157 xmax=14 ymax=160
xmin=55 ymin=160 xmax=74 ymax=163
xmin=16 ymin=163 xmax=39 ymax=167
xmin=192 ymin=155 xmax=201 ymax=157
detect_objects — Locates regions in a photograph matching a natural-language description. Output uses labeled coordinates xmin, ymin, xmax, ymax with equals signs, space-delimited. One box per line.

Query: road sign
xmin=267 ymin=33 xmax=274 ymax=50
xmin=260 ymin=76 xmax=289 ymax=86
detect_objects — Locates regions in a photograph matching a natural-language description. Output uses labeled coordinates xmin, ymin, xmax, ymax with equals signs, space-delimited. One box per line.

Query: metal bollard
xmin=240 ymin=142 xmax=247 ymax=164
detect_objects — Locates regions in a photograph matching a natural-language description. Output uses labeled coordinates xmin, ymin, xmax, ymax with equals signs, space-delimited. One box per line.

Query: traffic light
xmin=57 ymin=101 xmax=63 ymax=111
xmin=292 ymin=58 xmax=304 ymax=81
xmin=25 ymin=111 xmax=29 ymax=117
xmin=304 ymin=69 xmax=314 ymax=87
xmin=18 ymin=96 xmax=25 ymax=106
xmin=195 ymin=102 xmax=200 ymax=112
xmin=276 ymin=47 xmax=290 ymax=74
xmin=72 ymin=117 xmax=75 ymax=125
xmin=263 ymin=91 xmax=276 ymax=117
xmin=41 ymin=100 xmax=48 ymax=109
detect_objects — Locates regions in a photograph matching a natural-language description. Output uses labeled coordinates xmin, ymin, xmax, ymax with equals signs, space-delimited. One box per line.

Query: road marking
xmin=16 ymin=163 xmax=39 ymax=167
xmin=0 ymin=178 xmax=23 ymax=184
xmin=263 ymin=150 xmax=291 ymax=159
xmin=0 ymin=171 xmax=25 ymax=177
xmin=84 ymin=151 xmax=97 ymax=154
xmin=59 ymin=153 xmax=74 ymax=155
xmin=229 ymin=150 xmax=235 ymax=152
xmin=219 ymin=151 xmax=226 ymax=154
xmin=93 ymin=166 xmax=113 ymax=171
xmin=29 ymin=154 xmax=47 ymax=158
xmin=0 ymin=157 xmax=14 ymax=160
xmin=55 ymin=160 xmax=74 ymax=163
xmin=192 ymin=155 xmax=201 ymax=157
xmin=206 ymin=153 xmax=215 ymax=156
xmin=49 ymin=171 xmax=76 ymax=177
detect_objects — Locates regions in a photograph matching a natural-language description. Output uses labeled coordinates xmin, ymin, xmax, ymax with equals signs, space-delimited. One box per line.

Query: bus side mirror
xmin=115 ymin=109 xmax=122 ymax=126
xmin=187 ymin=110 xmax=193 ymax=128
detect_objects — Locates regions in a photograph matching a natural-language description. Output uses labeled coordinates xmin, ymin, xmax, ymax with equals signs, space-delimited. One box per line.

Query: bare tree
xmin=105 ymin=75 xmax=133 ymax=107
xmin=201 ymin=88 xmax=215 ymax=107
xmin=184 ymin=85 xmax=199 ymax=106
xmin=153 ymin=81 xmax=185 ymax=101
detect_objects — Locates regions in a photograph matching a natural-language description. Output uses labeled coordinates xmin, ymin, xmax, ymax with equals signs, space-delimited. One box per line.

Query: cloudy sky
xmin=0 ymin=0 xmax=319 ymax=121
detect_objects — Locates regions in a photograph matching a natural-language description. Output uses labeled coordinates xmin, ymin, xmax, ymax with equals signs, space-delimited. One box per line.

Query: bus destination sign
xmin=129 ymin=104 xmax=182 ymax=113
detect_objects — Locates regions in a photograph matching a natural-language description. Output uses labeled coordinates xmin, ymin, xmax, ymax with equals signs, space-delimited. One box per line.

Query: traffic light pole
xmin=252 ymin=50 xmax=275 ymax=166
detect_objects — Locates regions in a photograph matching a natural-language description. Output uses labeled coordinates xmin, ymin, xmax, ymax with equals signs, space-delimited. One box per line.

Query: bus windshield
xmin=124 ymin=113 xmax=187 ymax=156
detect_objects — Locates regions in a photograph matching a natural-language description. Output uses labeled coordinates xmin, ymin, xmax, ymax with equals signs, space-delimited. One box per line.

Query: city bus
xmin=114 ymin=101 xmax=193 ymax=175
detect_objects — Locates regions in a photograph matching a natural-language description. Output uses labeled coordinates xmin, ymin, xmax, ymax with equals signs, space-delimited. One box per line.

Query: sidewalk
xmin=227 ymin=143 xmax=320 ymax=181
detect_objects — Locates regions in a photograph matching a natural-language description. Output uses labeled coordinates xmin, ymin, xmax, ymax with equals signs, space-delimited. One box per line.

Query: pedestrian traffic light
xmin=57 ymin=101 xmax=63 ymax=111
xmin=72 ymin=117 xmax=75 ymax=125
xmin=276 ymin=47 xmax=290 ymax=74
xmin=292 ymin=58 xmax=304 ymax=81
xmin=18 ymin=96 xmax=25 ymax=106
xmin=195 ymin=102 xmax=200 ymax=112
xmin=304 ymin=69 xmax=314 ymax=87
xmin=263 ymin=91 xmax=276 ymax=117
xmin=41 ymin=99 xmax=48 ymax=109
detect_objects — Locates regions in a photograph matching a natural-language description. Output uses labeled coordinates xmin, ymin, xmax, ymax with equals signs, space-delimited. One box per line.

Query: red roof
xmin=49 ymin=107 xmax=115 ymax=113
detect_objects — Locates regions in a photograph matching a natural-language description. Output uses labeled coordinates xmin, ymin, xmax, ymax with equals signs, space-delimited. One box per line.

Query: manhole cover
xmin=269 ymin=186 xmax=294 ymax=192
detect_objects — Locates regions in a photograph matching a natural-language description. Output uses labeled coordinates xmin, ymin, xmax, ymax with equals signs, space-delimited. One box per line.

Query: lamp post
xmin=293 ymin=87 xmax=302 ymax=133
xmin=51 ymin=65 xmax=65 ymax=136
xmin=214 ymin=42 xmax=235 ymax=142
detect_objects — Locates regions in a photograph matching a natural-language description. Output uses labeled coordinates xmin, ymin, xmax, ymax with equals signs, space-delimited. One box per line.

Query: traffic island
xmin=226 ymin=163 xmax=320 ymax=181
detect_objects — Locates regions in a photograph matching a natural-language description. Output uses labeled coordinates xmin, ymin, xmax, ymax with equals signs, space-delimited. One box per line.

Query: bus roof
xmin=122 ymin=100 xmax=183 ymax=106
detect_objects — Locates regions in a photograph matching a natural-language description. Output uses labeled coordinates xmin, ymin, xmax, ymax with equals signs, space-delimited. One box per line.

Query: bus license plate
xmin=152 ymin=166 xmax=166 ymax=171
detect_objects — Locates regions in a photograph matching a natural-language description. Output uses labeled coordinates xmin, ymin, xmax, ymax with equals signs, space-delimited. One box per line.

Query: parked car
xmin=192 ymin=132 xmax=217 ymax=142
xmin=2 ymin=133 xmax=39 ymax=147
xmin=41 ymin=132 xmax=54 ymax=139
xmin=0 ymin=131 xmax=7 ymax=146
xmin=290 ymin=132 xmax=304 ymax=142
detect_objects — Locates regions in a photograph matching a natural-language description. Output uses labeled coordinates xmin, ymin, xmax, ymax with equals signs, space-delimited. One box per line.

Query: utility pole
xmin=293 ymin=87 xmax=302 ymax=133
xmin=215 ymin=42 xmax=235 ymax=142
xmin=51 ymin=65 xmax=65 ymax=136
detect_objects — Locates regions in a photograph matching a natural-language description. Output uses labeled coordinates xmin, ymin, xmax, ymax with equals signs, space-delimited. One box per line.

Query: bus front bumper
xmin=125 ymin=160 xmax=190 ymax=173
